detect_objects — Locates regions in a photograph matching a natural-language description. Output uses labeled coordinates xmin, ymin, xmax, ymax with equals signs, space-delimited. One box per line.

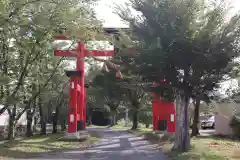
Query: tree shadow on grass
xmin=0 ymin=144 xmax=40 ymax=159
xmin=0 ymin=133 xmax=91 ymax=159
xmin=167 ymin=150 xmax=226 ymax=160
xmin=196 ymin=134 xmax=240 ymax=141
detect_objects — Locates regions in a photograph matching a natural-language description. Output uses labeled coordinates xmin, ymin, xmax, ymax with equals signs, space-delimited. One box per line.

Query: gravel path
xmin=32 ymin=128 xmax=169 ymax=160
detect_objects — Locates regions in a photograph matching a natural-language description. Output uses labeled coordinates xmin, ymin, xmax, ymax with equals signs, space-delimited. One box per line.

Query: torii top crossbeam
xmin=53 ymin=28 xmax=128 ymax=57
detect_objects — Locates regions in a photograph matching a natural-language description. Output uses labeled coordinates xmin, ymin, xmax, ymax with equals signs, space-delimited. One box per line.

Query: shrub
xmin=116 ymin=119 xmax=148 ymax=128
xmin=229 ymin=112 xmax=240 ymax=138
xmin=117 ymin=119 xmax=132 ymax=127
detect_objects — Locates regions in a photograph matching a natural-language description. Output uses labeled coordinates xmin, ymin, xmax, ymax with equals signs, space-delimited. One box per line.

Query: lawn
xmin=162 ymin=136 xmax=240 ymax=160
xmin=129 ymin=128 xmax=240 ymax=160
xmin=0 ymin=132 xmax=99 ymax=159
xmin=128 ymin=128 xmax=153 ymax=135
xmin=88 ymin=124 xmax=129 ymax=130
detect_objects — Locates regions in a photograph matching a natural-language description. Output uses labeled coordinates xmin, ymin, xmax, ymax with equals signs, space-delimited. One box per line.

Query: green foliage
xmin=0 ymin=0 xmax=106 ymax=138
xmin=91 ymin=72 xmax=124 ymax=112
xmin=229 ymin=112 xmax=240 ymax=138
xmin=138 ymin=110 xmax=152 ymax=126
xmin=116 ymin=119 xmax=132 ymax=127
xmin=0 ymin=0 xmax=101 ymax=106
xmin=114 ymin=0 xmax=240 ymax=150
xmin=116 ymin=0 xmax=240 ymax=100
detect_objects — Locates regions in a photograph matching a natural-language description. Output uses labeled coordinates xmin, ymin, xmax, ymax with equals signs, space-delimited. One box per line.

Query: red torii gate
xmin=152 ymin=82 xmax=176 ymax=132
xmin=53 ymin=34 xmax=114 ymax=138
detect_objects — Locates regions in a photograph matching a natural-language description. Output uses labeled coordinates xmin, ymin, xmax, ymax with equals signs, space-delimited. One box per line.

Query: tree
xmin=0 ymin=0 xmax=103 ymax=139
xmin=86 ymin=87 xmax=111 ymax=125
xmin=91 ymin=72 xmax=123 ymax=126
xmin=116 ymin=0 xmax=240 ymax=151
xmin=122 ymin=77 xmax=148 ymax=130
xmin=99 ymin=29 xmax=151 ymax=130
xmin=139 ymin=110 xmax=152 ymax=128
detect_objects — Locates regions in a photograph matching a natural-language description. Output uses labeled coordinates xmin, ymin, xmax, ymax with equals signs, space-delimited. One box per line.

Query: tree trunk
xmin=52 ymin=104 xmax=60 ymax=133
xmin=0 ymin=86 xmax=3 ymax=100
xmin=109 ymin=111 xmax=116 ymax=126
xmin=32 ymin=88 xmax=38 ymax=132
xmin=183 ymin=94 xmax=190 ymax=151
xmin=61 ymin=120 xmax=66 ymax=131
xmin=33 ymin=115 xmax=37 ymax=132
xmin=131 ymin=109 xmax=139 ymax=130
xmin=191 ymin=96 xmax=200 ymax=136
xmin=41 ymin=121 xmax=46 ymax=135
xmin=39 ymin=98 xmax=46 ymax=135
xmin=87 ymin=109 xmax=92 ymax=126
xmin=26 ymin=108 xmax=33 ymax=137
xmin=88 ymin=115 xmax=92 ymax=125
xmin=145 ymin=124 xmax=149 ymax=128
xmin=113 ymin=113 xmax=116 ymax=125
xmin=173 ymin=94 xmax=190 ymax=151
xmin=52 ymin=115 xmax=57 ymax=133
xmin=7 ymin=105 xmax=16 ymax=140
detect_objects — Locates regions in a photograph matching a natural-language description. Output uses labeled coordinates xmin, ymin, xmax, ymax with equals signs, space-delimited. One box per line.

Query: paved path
xmin=33 ymin=128 xmax=169 ymax=160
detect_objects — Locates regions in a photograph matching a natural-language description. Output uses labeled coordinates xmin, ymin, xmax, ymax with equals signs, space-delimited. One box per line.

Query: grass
xmin=128 ymin=128 xmax=153 ymax=136
xmin=88 ymin=124 xmax=129 ymax=130
xmin=164 ymin=136 xmax=240 ymax=160
xmin=89 ymin=122 xmax=240 ymax=159
xmin=108 ymin=124 xmax=129 ymax=130
xmin=88 ymin=125 xmax=107 ymax=128
xmin=0 ymin=132 xmax=99 ymax=159
xmin=130 ymin=129 xmax=240 ymax=160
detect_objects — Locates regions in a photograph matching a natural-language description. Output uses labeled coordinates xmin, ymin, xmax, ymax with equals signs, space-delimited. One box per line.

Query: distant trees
xmin=0 ymin=0 xmax=102 ymax=140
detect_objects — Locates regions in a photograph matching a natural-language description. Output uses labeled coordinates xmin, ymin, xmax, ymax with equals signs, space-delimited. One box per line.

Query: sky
xmin=94 ymin=0 xmax=240 ymax=28
xmin=94 ymin=0 xmax=129 ymax=28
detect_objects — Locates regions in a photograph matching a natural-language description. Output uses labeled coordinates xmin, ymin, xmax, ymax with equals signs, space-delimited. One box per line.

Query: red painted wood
xmin=54 ymin=37 xmax=115 ymax=133
xmin=152 ymin=100 xmax=157 ymax=131
xmin=54 ymin=50 xmax=77 ymax=57
xmin=54 ymin=35 xmax=69 ymax=40
xmin=76 ymin=77 xmax=81 ymax=122
xmin=85 ymin=50 xmax=114 ymax=57
xmin=68 ymin=78 xmax=78 ymax=133
xmin=167 ymin=103 xmax=176 ymax=132
xmin=76 ymin=43 xmax=85 ymax=122
xmin=152 ymin=82 xmax=176 ymax=133
xmin=80 ymin=73 xmax=84 ymax=121
xmin=84 ymin=88 xmax=87 ymax=129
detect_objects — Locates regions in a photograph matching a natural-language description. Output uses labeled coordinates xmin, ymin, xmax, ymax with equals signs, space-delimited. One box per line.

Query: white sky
xmin=94 ymin=0 xmax=240 ymax=28
xmin=94 ymin=0 xmax=128 ymax=28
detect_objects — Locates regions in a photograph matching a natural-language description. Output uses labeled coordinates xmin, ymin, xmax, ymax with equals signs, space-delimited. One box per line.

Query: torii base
xmin=63 ymin=131 xmax=89 ymax=140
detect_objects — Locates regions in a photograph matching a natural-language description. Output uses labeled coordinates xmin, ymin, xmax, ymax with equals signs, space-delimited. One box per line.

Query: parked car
xmin=201 ymin=116 xmax=215 ymax=129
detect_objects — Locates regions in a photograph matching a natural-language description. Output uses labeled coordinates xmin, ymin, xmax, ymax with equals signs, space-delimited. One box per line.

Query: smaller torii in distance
xmin=53 ymin=28 xmax=120 ymax=139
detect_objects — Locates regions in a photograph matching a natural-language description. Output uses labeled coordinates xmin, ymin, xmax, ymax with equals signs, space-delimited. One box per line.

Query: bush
xmin=229 ymin=112 xmax=240 ymax=138
xmin=117 ymin=119 xmax=132 ymax=127
xmin=116 ymin=119 xmax=150 ymax=128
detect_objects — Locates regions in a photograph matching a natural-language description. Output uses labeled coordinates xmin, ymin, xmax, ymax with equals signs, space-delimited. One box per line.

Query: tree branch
xmin=15 ymin=57 xmax=64 ymax=121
